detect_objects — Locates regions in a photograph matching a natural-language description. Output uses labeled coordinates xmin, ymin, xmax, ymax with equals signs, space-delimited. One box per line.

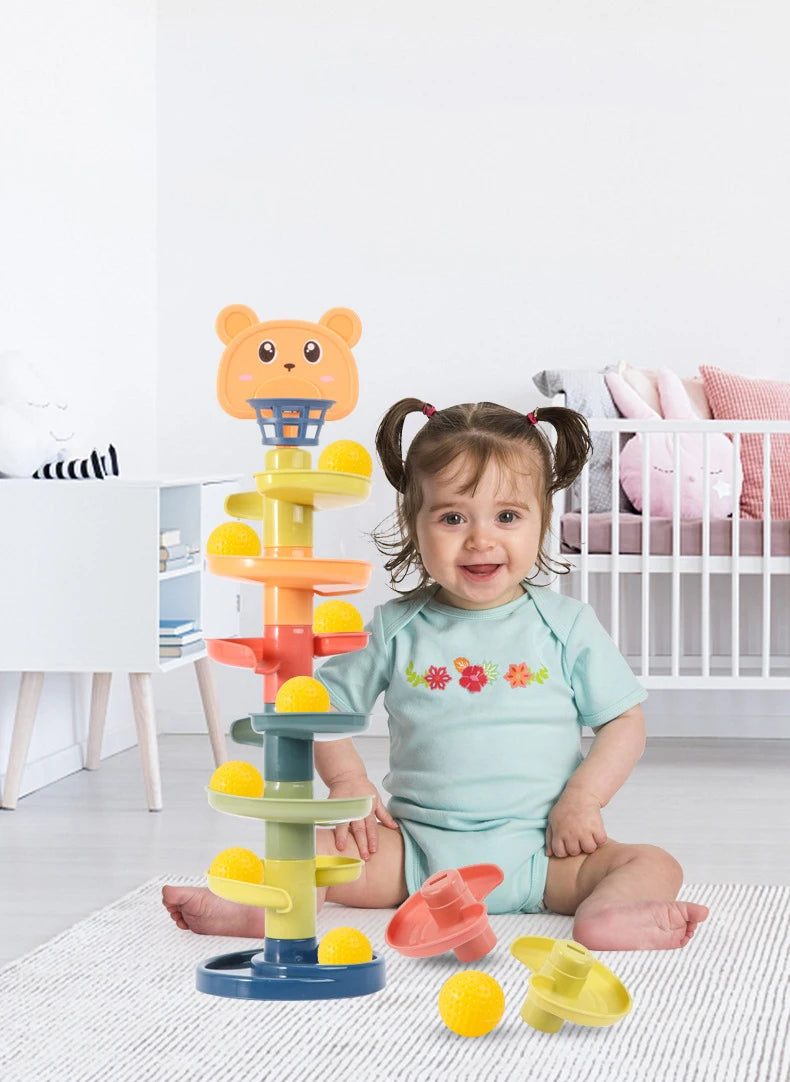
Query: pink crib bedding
xmin=560 ymin=512 xmax=790 ymax=557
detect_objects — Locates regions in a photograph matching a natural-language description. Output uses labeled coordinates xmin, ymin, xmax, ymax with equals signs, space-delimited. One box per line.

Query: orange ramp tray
xmin=207 ymin=554 xmax=372 ymax=594
xmin=205 ymin=638 xmax=279 ymax=674
xmin=206 ymin=632 xmax=368 ymax=673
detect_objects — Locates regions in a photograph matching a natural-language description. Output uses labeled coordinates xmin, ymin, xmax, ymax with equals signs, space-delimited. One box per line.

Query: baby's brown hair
xmin=372 ymin=398 xmax=592 ymax=594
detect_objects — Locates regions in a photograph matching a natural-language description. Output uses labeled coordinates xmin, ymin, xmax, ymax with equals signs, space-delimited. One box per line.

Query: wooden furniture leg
xmin=84 ymin=672 xmax=112 ymax=770
xmin=194 ymin=655 xmax=227 ymax=768
xmin=1 ymin=671 xmax=45 ymax=810
xmin=128 ymin=672 xmax=162 ymax=811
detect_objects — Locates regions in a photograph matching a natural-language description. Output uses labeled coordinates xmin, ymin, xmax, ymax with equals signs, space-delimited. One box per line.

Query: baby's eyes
xmin=439 ymin=510 xmax=521 ymax=525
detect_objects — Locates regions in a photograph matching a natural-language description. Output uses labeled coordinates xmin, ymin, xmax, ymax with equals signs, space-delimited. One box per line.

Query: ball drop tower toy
xmin=195 ymin=305 xmax=385 ymax=1000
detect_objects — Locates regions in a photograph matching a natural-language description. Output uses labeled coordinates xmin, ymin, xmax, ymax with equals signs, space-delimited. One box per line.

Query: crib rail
xmin=550 ymin=414 xmax=790 ymax=688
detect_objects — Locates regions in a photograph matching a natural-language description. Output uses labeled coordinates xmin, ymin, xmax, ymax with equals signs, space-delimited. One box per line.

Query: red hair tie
xmin=527 ymin=411 xmax=539 ymax=425
xmin=422 ymin=403 xmax=437 ymax=418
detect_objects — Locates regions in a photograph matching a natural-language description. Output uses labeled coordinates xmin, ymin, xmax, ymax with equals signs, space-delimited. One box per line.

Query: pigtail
xmin=532 ymin=406 xmax=593 ymax=498
xmin=371 ymin=397 xmax=434 ymax=590
xmin=374 ymin=397 xmax=426 ymax=493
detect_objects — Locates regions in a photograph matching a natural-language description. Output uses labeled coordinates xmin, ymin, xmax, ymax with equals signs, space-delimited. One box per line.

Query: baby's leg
xmin=162 ymin=825 xmax=407 ymax=937
xmin=543 ymin=839 xmax=709 ymax=951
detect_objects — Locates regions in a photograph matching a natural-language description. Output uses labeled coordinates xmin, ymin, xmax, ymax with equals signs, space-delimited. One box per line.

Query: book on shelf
xmin=159 ymin=629 xmax=203 ymax=647
xmin=159 ymin=528 xmax=181 ymax=547
xmin=159 ymin=640 xmax=205 ymax=659
xmin=159 ymin=542 xmax=190 ymax=560
xmin=159 ymin=618 xmax=197 ymax=636
xmin=159 ymin=554 xmax=196 ymax=572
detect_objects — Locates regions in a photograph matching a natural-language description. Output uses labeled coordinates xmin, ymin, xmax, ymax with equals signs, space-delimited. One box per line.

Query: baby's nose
xmin=467 ymin=529 xmax=494 ymax=548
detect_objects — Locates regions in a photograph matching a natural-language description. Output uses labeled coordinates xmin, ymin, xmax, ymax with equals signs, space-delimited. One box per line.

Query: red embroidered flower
xmin=459 ymin=665 xmax=487 ymax=693
xmin=505 ymin=663 xmax=532 ymax=688
xmin=425 ymin=665 xmax=451 ymax=690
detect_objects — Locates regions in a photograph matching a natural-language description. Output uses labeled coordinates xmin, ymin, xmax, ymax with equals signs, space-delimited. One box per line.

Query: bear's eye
xmin=258 ymin=340 xmax=277 ymax=364
xmin=303 ymin=340 xmax=321 ymax=364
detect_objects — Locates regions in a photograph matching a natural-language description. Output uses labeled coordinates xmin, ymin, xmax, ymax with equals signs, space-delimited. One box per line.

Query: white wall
xmin=0 ymin=1 xmax=157 ymax=797
xmin=3 ymin=2 xmax=789 ymax=800
xmin=155 ymin=0 xmax=789 ymax=737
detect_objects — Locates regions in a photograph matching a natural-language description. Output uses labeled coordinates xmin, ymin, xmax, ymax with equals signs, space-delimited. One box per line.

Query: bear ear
xmin=319 ymin=307 xmax=362 ymax=348
xmin=216 ymin=304 xmax=259 ymax=344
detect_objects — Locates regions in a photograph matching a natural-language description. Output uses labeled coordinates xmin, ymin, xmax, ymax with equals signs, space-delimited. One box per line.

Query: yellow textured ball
xmin=317 ymin=440 xmax=373 ymax=477
xmin=206 ymin=522 xmax=261 ymax=556
xmin=274 ymin=676 xmax=331 ymax=713
xmin=317 ymin=927 xmax=373 ymax=965
xmin=208 ymin=847 xmax=265 ymax=884
xmin=438 ymin=971 xmax=506 ymax=1038
xmin=313 ymin=600 xmax=364 ymax=634
xmin=209 ymin=760 xmax=264 ymax=798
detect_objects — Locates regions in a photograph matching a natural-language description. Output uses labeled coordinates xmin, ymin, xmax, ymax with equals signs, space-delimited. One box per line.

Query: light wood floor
xmin=1 ymin=735 xmax=788 ymax=968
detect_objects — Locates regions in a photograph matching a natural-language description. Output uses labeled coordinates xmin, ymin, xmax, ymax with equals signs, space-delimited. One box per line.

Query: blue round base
xmin=196 ymin=948 xmax=386 ymax=1001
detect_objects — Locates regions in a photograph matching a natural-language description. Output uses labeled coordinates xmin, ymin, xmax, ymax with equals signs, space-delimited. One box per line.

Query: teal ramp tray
xmin=229 ymin=714 xmax=369 ymax=747
xmin=250 ymin=710 xmax=369 ymax=737
xmin=230 ymin=717 xmax=267 ymax=748
xmin=207 ymin=788 xmax=373 ymax=824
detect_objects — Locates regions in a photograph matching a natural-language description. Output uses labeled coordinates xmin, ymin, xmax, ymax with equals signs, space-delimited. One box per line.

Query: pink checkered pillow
xmin=700 ymin=366 xmax=790 ymax=519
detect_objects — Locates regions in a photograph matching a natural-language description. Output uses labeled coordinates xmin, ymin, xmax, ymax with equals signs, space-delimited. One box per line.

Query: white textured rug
xmin=1 ymin=880 xmax=787 ymax=1082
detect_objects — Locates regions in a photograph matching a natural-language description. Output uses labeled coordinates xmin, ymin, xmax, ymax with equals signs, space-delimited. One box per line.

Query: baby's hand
xmin=329 ymin=777 xmax=399 ymax=861
xmin=546 ymin=786 xmax=607 ymax=859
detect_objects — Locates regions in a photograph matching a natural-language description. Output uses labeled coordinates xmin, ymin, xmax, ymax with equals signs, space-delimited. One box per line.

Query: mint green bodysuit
xmin=317 ymin=585 xmax=646 ymax=914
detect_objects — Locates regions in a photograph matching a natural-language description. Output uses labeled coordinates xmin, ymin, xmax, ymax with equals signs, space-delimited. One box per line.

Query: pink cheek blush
xmin=319 ymin=375 xmax=335 ymax=383
xmin=238 ymin=374 xmax=254 ymax=382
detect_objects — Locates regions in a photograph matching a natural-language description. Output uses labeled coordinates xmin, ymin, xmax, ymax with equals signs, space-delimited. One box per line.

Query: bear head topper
xmin=215 ymin=306 xmax=361 ymax=421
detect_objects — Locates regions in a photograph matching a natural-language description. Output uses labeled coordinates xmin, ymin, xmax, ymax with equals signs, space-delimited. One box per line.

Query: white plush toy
xmin=0 ymin=352 xmax=118 ymax=479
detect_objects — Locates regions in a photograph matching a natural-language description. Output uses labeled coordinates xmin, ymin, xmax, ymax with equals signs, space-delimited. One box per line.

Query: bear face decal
xmin=215 ymin=306 xmax=361 ymax=421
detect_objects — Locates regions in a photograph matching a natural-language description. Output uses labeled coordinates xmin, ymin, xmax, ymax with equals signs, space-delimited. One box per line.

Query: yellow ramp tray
xmin=206 ymin=856 xmax=362 ymax=911
xmin=254 ymin=470 xmax=371 ymax=510
xmin=224 ymin=491 xmax=265 ymax=521
xmin=315 ymin=855 xmax=364 ymax=886
xmin=206 ymin=554 xmax=372 ymax=594
xmin=207 ymin=873 xmax=292 ymax=913
xmin=510 ymin=936 xmax=632 ymax=1031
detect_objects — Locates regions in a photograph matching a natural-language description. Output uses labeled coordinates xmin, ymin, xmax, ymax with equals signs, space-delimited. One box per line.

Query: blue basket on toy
xmin=247 ymin=398 xmax=335 ymax=446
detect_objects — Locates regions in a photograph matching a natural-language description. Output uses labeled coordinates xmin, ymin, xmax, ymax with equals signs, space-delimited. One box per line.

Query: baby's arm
xmin=546 ymin=705 xmax=646 ymax=858
xmin=314 ymin=738 xmax=399 ymax=861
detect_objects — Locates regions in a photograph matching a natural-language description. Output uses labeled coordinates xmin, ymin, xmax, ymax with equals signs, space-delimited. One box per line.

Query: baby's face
xmin=415 ymin=453 xmax=544 ymax=610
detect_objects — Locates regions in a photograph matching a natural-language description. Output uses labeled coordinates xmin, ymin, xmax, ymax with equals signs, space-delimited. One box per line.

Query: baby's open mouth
xmin=461 ymin=564 xmax=500 ymax=577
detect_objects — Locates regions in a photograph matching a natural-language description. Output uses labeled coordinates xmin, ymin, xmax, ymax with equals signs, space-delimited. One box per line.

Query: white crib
xmin=550 ymin=415 xmax=790 ymax=689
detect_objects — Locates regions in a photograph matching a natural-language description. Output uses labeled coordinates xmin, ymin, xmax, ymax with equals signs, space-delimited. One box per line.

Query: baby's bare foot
xmin=162 ymin=885 xmax=266 ymax=937
xmin=572 ymin=899 xmax=709 ymax=951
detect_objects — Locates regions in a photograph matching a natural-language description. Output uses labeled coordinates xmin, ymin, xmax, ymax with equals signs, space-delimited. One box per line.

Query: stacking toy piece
xmin=195 ymin=306 xmax=386 ymax=1002
xmin=385 ymin=864 xmax=503 ymax=962
xmin=510 ymin=936 xmax=632 ymax=1033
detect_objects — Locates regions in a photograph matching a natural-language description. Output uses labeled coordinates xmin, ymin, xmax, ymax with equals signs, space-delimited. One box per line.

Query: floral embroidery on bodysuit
xmin=458 ymin=664 xmax=487 ymax=692
xmin=405 ymin=657 xmax=549 ymax=691
xmin=425 ymin=665 xmax=452 ymax=690
xmin=505 ymin=662 xmax=532 ymax=687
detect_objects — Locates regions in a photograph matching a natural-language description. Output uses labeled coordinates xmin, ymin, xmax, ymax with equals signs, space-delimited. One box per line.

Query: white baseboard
xmin=0 ymin=722 xmax=139 ymax=801
xmin=643 ymin=714 xmax=789 ymax=739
